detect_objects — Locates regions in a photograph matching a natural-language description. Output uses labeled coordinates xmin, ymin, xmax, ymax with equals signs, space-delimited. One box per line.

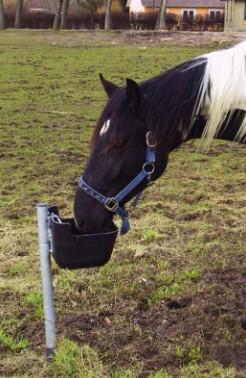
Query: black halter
xmin=78 ymin=132 xmax=156 ymax=235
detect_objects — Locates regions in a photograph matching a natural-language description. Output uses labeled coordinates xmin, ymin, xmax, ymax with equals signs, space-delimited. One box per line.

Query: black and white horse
xmin=74 ymin=42 xmax=246 ymax=234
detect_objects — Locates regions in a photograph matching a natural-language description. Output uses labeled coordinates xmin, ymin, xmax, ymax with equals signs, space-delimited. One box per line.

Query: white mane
xmin=196 ymin=41 xmax=246 ymax=143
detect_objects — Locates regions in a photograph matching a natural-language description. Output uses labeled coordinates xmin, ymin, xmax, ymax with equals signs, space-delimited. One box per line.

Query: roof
xmin=141 ymin=0 xmax=225 ymax=8
xmin=28 ymin=0 xmax=80 ymax=13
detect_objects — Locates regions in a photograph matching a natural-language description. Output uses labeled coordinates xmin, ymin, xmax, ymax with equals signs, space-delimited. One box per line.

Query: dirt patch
xmin=121 ymin=30 xmax=246 ymax=47
xmin=28 ymin=266 xmax=243 ymax=376
xmin=10 ymin=29 xmax=246 ymax=48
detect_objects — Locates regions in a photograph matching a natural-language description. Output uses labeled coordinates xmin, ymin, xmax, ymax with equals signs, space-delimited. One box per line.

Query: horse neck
xmin=186 ymin=110 xmax=246 ymax=146
xmin=148 ymin=43 xmax=246 ymax=150
xmin=156 ymin=110 xmax=246 ymax=158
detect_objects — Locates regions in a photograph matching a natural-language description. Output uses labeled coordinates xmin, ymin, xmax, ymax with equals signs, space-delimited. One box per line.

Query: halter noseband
xmin=78 ymin=132 xmax=156 ymax=235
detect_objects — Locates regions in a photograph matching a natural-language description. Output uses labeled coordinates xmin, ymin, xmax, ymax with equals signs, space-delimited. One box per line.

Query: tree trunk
xmin=155 ymin=0 xmax=167 ymax=30
xmin=104 ymin=0 xmax=113 ymax=30
xmin=0 ymin=0 xmax=5 ymax=30
xmin=53 ymin=0 xmax=63 ymax=30
xmin=14 ymin=0 xmax=24 ymax=28
xmin=60 ymin=0 xmax=70 ymax=29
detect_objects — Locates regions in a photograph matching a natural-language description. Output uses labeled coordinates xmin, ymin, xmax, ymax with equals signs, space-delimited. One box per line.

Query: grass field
xmin=0 ymin=30 xmax=246 ymax=378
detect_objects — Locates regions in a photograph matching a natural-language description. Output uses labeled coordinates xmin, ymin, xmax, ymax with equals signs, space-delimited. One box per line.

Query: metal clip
xmin=146 ymin=131 xmax=157 ymax=148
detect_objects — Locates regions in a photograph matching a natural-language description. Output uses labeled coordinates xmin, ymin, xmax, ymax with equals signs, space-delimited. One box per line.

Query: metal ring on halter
xmin=142 ymin=161 xmax=155 ymax=175
xmin=146 ymin=131 xmax=157 ymax=148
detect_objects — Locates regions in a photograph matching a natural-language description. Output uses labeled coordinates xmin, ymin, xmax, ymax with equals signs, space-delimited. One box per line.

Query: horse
xmin=74 ymin=42 xmax=246 ymax=235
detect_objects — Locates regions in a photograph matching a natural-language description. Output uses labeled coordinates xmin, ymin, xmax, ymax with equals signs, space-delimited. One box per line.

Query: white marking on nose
xmin=100 ymin=119 xmax=111 ymax=136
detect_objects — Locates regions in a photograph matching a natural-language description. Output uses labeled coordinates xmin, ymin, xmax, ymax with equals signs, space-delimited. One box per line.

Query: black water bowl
xmin=48 ymin=206 xmax=118 ymax=269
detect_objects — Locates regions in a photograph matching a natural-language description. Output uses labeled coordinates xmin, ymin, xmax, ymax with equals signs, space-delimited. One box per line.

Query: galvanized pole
xmin=37 ymin=203 xmax=56 ymax=360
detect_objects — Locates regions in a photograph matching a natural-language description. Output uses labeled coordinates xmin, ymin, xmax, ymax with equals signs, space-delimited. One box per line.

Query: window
xmin=244 ymin=0 xmax=246 ymax=20
xmin=209 ymin=9 xmax=222 ymax=21
xmin=182 ymin=9 xmax=195 ymax=21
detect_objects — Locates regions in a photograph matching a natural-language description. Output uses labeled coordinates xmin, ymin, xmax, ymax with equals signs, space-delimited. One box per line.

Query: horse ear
xmin=126 ymin=78 xmax=141 ymax=112
xmin=99 ymin=73 xmax=119 ymax=98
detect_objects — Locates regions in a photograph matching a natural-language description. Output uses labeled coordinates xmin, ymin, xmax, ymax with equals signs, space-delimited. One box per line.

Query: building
xmin=127 ymin=0 xmax=225 ymax=30
xmin=224 ymin=0 xmax=246 ymax=31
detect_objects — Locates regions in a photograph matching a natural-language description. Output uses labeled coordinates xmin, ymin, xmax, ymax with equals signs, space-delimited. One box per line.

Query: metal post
xmin=37 ymin=203 xmax=56 ymax=360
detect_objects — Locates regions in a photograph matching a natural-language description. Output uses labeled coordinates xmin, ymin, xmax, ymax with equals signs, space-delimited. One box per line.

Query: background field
xmin=0 ymin=30 xmax=245 ymax=377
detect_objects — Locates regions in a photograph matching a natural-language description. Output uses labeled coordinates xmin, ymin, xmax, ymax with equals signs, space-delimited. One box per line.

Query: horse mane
xmin=141 ymin=41 xmax=246 ymax=145
xmin=91 ymin=59 xmax=207 ymax=150
xmin=140 ymin=58 xmax=207 ymax=147
xmin=197 ymin=41 xmax=246 ymax=142
xmin=92 ymin=42 xmax=246 ymax=149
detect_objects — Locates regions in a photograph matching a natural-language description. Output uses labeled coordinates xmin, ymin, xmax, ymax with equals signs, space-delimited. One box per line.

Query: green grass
xmin=0 ymin=30 xmax=246 ymax=377
xmin=0 ymin=329 xmax=29 ymax=352
xmin=47 ymin=339 xmax=106 ymax=378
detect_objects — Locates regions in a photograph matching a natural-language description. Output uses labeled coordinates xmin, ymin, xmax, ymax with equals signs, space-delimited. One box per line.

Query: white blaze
xmin=100 ymin=119 xmax=111 ymax=136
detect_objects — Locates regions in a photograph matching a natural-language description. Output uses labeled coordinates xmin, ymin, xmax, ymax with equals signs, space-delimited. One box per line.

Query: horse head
xmin=74 ymin=75 xmax=168 ymax=234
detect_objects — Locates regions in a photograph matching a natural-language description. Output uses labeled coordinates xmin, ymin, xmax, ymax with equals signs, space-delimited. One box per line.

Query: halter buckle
xmin=104 ymin=197 xmax=119 ymax=212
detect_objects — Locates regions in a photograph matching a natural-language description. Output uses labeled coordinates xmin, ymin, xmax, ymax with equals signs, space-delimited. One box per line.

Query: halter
xmin=78 ymin=132 xmax=156 ymax=235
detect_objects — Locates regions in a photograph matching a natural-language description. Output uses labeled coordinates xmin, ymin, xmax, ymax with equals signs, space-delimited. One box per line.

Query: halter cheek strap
xmin=78 ymin=132 xmax=156 ymax=235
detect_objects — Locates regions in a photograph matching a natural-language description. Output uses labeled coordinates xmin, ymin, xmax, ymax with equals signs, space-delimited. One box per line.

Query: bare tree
xmin=77 ymin=0 xmax=104 ymax=29
xmin=53 ymin=0 xmax=63 ymax=30
xmin=0 ymin=0 xmax=5 ymax=30
xmin=15 ymin=0 xmax=24 ymax=28
xmin=60 ymin=0 xmax=70 ymax=29
xmin=104 ymin=0 xmax=113 ymax=30
xmin=155 ymin=0 xmax=167 ymax=30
